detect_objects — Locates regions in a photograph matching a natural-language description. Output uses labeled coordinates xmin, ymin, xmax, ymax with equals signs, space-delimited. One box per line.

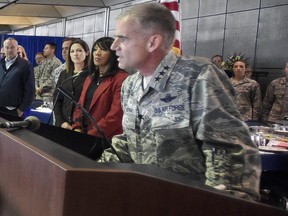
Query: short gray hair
xmin=118 ymin=3 xmax=176 ymax=50
xmin=3 ymin=37 xmax=18 ymax=46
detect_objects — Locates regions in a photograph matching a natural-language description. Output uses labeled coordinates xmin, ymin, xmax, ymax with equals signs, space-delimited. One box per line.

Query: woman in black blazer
xmin=53 ymin=39 xmax=90 ymax=129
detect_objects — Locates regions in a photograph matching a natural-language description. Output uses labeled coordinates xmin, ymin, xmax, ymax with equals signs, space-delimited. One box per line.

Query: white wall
xmin=13 ymin=0 xmax=288 ymax=90
xmin=14 ymin=0 xmax=153 ymax=49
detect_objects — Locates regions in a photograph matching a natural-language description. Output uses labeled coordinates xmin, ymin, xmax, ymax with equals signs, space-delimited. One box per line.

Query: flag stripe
xmin=160 ymin=0 xmax=181 ymax=54
xmin=175 ymin=20 xmax=180 ymax=31
xmin=175 ymin=30 xmax=180 ymax=40
xmin=174 ymin=39 xmax=180 ymax=48
xmin=161 ymin=2 xmax=179 ymax=11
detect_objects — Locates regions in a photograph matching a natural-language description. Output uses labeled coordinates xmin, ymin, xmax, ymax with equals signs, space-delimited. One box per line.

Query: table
xmin=25 ymin=107 xmax=53 ymax=125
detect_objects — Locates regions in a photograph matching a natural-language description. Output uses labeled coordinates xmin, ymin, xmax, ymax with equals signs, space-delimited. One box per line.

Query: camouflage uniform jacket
xmin=102 ymin=52 xmax=261 ymax=201
xmin=262 ymin=76 xmax=288 ymax=124
xmin=53 ymin=62 xmax=66 ymax=85
xmin=35 ymin=56 xmax=62 ymax=102
xmin=230 ymin=77 xmax=262 ymax=121
xmin=34 ymin=65 xmax=41 ymax=88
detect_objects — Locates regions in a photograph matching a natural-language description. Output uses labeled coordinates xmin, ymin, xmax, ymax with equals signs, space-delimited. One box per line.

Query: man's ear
xmin=147 ymin=34 xmax=163 ymax=52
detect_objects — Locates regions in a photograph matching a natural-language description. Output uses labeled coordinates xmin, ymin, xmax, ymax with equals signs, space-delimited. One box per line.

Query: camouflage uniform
xmin=262 ymin=77 xmax=288 ymax=124
xmin=53 ymin=62 xmax=66 ymax=85
xmin=102 ymin=52 xmax=261 ymax=201
xmin=34 ymin=65 xmax=41 ymax=87
xmin=230 ymin=77 xmax=262 ymax=121
xmin=35 ymin=56 xmax=62 ymax=102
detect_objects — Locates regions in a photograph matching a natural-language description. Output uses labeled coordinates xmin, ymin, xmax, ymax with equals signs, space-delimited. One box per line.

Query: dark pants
xmin=0 ymin=107 xmax=19 ymax=117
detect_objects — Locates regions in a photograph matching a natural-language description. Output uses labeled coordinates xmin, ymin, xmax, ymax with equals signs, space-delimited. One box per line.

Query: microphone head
xmin=24 ymin=116 xmax=41 ymax=131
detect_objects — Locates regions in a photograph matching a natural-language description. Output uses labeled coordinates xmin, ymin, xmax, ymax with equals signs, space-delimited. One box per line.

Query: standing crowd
xmin=0 ymin=2 xmax=287 ymax=203
xmin=212 ymin=53 xmax=288 ymax=125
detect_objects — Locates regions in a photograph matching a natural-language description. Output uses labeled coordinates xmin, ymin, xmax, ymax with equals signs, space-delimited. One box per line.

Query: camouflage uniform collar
xmin=281 ymin=76 xmax=288 ymax=84
xmin=45 ymin=55 xmax=58 ymax=62
xmin=231 ymin=76 xmax=252 ymax=85
xmin=242 ymin=76 xmax=252 ymax=83
xmin=147 ymin=51 xmax=179 ymax=92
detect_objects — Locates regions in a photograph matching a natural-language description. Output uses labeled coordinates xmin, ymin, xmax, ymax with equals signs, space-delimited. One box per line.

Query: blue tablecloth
xmin=261 ymin=152 xmax=288 ymax=171
xmin=25 ymin=108 xmax=53 ymax=125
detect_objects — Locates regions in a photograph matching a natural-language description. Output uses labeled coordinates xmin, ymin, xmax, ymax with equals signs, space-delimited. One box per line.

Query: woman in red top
xmin=72 ymin=37 xmax=128 ymax=141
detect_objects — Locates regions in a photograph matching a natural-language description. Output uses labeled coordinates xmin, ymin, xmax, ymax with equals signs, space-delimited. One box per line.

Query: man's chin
xmin=118 ymin=62 xmax=127 ymax=70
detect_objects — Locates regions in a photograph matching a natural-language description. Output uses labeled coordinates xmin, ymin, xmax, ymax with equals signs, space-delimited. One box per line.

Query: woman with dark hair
xmin=230 ymin=58 xmax=262 ymax=122
xmin=54 ymin=39 xmax=90 ymax=129
xmin=72 ymin=37 xmax=129 ymax=140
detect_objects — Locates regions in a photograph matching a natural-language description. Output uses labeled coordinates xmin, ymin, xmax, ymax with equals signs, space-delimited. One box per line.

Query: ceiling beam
xmin=0 ymin=0 xmax=19 ymax=10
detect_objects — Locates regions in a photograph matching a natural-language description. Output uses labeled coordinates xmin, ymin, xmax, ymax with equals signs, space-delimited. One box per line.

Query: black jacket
xmin=0 ymin=57 xmax=35 ymax=111
xmin=53 ymin=68 xmax=88 ymax=126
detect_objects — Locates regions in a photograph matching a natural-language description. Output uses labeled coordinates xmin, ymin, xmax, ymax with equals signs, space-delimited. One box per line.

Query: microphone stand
xmin=47 ymin=91 xmax=59 ymax=125
xmin=57 ymin=87 xmax=124 ymax=163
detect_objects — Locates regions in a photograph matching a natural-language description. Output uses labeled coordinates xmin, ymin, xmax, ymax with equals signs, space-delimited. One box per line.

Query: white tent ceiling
xmin=0 ymin=0 xmax=134 ymax=34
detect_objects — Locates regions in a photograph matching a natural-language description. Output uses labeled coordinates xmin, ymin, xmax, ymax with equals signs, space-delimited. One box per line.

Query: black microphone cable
xmin=57 ymin=87 xmax=124 ymax=163
xmin=47 ymin=70 xmax=89 ymax=125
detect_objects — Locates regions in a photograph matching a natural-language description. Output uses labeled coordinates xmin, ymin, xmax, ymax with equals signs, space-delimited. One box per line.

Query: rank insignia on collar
xmin=163 ymin=65 xmax=170 ymax=71
xmin=155 ymin=76 xmax=161 ymax=81
xmin=155 ymin=65 xmax=170 ymax=82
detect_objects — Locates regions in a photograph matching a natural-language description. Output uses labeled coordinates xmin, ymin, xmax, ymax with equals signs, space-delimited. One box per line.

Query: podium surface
xmin=0 ymin=119 xmax=287 ymax=215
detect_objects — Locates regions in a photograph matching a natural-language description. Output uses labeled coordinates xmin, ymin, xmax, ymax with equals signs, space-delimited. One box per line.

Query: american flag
xmin=159 ymin=0 xmax=181 ymax=55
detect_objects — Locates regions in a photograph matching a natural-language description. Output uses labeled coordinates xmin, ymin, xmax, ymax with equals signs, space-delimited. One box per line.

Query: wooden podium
xmin=0 ymin=124 xmax=287 ymax=215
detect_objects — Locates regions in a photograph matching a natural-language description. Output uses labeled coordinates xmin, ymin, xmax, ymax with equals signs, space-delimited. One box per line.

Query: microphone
xmin=57 ymin=87 xmax=124 ymax=162
xmin=0 ymin=116 xmax=41 ymax=131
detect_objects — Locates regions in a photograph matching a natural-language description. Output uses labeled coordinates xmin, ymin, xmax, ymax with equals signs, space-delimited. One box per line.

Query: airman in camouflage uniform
xmin=231 ymin=77 xmax=262 ymax=121
xmin=101 ymin=3 xmax=261 ymax=201
xmin=262 ymin=62 xmax=288 ymax=124
xmin=35 ymin=43 xmax=62 ymax=102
